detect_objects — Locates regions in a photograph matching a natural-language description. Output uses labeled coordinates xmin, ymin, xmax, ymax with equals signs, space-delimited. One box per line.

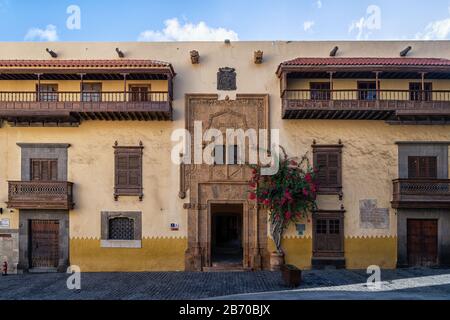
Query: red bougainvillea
xmin=248 ymin=147 xmax=318 ymax=253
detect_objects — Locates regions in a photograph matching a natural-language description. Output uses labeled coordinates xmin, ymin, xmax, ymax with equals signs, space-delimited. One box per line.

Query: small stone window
xmin=108 ymin=217 xmax=134 ymax=240
xmin=101 ymin=211 xmax=142 ymax=248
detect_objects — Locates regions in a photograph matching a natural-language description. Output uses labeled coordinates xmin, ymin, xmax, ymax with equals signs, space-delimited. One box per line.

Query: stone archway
xmin=181 ymin=94 xmax=270 ymax=271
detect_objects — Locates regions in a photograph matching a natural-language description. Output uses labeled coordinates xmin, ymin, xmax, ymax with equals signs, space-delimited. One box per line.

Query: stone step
xmin=203 ymin=264 xmax=252 ymax=272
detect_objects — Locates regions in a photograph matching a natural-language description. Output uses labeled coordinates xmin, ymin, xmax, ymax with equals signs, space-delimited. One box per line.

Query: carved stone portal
xmin=217 ymin=67 xmax=237 ymax=91
xmin=183 ymin=94 xmax=270 ymax=271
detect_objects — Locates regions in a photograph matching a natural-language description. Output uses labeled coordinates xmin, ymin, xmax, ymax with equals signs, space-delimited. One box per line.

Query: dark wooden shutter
xmin=116 ymin=155 xmax=129 ymax=186
xmin=313 ymin=145 xmax=343 ymax=194
xmin=128 ymin=154 xmax=141 ymax=186
xmin=114 ymin=144 xmax=144 ymax=200
xmin=316 ymin=153 xmax=328 ymax=186
xmin=327 ymin=153 xmax=339 ymax=185
xmin=31 ymin=159 xmax=58 ymax=181
xmin=408 ymin=156 xmax=437 ymax=179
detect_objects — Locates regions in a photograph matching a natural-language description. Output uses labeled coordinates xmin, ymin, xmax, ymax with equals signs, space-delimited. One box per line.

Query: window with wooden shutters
xmin=313 ymin=144 xmax=343 ymax=194
xmin=114 ymin=142 xmax=144 ymax=201
xmin=30 ymin=159 xmax=58 ymax=181
xmin=408 ymin=156 xmax=437 ymax=179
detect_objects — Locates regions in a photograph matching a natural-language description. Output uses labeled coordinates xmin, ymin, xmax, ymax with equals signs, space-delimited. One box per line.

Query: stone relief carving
xmin=182 ymin=94 xmax=270 ymax=271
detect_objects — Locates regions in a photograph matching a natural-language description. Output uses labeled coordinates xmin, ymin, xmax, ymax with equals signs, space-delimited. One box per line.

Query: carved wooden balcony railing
xmin=282 ymin=89 xmax=450 ymax=123
xmin=7 ymin=181 xmax=74 ymax=210
xmin=392 ymin=179 xmax=450 ymax=209
xmin=0 ymin=91 xmax=172 ymax=125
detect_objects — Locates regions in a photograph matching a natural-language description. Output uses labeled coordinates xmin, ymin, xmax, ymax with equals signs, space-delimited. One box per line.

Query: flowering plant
xmin=248 ymin=147 xmax=318 ymax=254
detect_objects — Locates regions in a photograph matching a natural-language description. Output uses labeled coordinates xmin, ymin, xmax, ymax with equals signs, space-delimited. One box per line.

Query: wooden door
xmin=30 ymin=220 xmax=60 ymax=268
xmin=313 ymin=214 xmax=344 ymax=258
xmin=37 ymin=84 xmax=58 ymax=102
xmin=31 ymin=159 xmax=58 ymax=181
xmin=310 ymin=82 xmax=331 ymax=100
xmin=407 ymin=219 xmax=438 ymax=267
xmin=129 ymin=85 xmax=150 ymax=102
xmin=358 ymin=81 xmax=378 ymax=101
xmin=82 ymin=83 xmax=102 ymax=102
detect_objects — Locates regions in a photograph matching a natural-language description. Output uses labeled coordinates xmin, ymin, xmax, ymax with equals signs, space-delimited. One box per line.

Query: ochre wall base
xmin=268 ymin=236 xmax=397 ymax=270
xmin=70 ymin=238 xmax=187 ymax=272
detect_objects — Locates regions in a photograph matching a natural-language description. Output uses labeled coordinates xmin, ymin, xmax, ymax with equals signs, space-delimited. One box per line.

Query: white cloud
xmin=303 ymin=21 xmax=315 ymax=32
xmin=349 ymin=5 xmax=381 ymax=40
xmin=415 ymin=7 xmax=450 ymax=40
xmin=24 ymin=24 xmax=58 ymax=41
xmin=138 ymin=18 xmax=239 ymax=41
xmin=316 ymin=0 xmax=322 ymax=9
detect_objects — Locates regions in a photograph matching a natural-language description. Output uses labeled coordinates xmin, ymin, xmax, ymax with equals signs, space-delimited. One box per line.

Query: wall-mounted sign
xmin=170 ymin=223 xmax=179 ymax=231
xmin=0 ymin=219 xmax=10 ymax=229
xmin=296 ymin=224 xmax=306 ymax=236
xmin=360 ymin=199 xmax=390 ymax=229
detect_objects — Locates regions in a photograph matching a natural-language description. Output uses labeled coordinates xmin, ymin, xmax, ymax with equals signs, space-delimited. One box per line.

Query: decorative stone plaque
xmin=360 ymin=199 xmax=390 ymax=229
xmin=217 ymin=67 xmax=237 ymax=91
xmin=0 ymin=219 xmax=10 ymax=229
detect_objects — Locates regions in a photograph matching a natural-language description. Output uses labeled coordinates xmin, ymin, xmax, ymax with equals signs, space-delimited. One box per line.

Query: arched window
xmin=108 ymin=217 xmax=134 ymax=240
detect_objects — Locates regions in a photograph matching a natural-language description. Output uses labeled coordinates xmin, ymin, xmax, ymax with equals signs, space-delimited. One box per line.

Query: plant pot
xmin=281 ymin=264 xmax=302 ymax=288
xmin=270 ymin=252 xmax=285 ymax=271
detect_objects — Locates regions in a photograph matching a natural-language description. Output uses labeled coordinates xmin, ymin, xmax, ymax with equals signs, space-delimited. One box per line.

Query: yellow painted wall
xmin=1 ymin=41 xmax=450 ymax=270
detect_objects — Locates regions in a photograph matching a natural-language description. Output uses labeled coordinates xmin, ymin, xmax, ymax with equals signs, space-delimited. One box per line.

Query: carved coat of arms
xmin=217 ymin=67 xmax=237 ymax=91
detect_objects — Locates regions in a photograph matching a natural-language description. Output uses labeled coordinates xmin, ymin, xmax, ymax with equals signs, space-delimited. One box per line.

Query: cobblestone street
xmin=0 ymin=268 xmax=449 ymax=300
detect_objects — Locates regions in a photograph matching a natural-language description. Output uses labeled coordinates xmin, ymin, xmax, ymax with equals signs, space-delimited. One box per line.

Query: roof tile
xmin=281 ymin=57 xmax=450 ymax=67
xmin=0 ymin=59 xmax=171 ymax=68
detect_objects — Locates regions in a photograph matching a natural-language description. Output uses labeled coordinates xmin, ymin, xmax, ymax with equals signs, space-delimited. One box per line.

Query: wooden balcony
xmin=7 ymin=181 xmax=74 ymax=210
xmin=282 ymin=89 xmax=450 ymax=123
xmin=0 ymin=91 xmax=172 ymax=126
xmin=392 ymin=179 xmax=450 ymax=209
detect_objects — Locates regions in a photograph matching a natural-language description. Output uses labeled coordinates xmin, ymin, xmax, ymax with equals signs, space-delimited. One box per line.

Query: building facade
xmin=0 ymin=41 xmax=449 ymax=273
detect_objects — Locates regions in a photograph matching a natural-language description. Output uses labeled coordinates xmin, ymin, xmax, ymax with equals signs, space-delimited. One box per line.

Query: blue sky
xmin=1 ymin=0 xmax=450 ymax=41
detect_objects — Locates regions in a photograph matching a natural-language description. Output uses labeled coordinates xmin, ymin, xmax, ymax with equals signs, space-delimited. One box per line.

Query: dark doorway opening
xmin=211 ymin=204 xmax=243 ymax=267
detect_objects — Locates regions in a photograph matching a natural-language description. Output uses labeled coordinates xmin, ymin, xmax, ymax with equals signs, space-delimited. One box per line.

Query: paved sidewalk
xmin=0 ymin=268 xmax=449 ymax=300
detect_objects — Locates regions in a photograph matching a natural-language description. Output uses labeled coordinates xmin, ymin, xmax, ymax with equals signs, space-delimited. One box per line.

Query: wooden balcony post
xmin=35 ymin=73 xmax=42 ymax=102
xmin=374 ymin=71 xmax=380 ymax=101
xmin=328 ymin=71 xmax=334 ymax=103
xmin=421 ymin=72 xmax=427 ymax=102
xmin=280 ymin=71 xmax=288 ymax=97
xmin=122 ymin=73 xmax=128 ymax=102
xmin=78 ymin=73 xmax=85 ymax=102
xmin=168 ymin=74 xmax=173 ymax=101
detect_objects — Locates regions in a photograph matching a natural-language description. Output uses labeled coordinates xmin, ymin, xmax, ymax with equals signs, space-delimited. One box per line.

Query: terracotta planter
xmin=270 ymin=252 xmax=285 ymax=271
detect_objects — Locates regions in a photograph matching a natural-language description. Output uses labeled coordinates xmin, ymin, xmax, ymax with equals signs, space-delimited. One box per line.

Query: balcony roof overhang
xmin=0 ymin=59 xmax=176 ymax=80
xmin=276 ymin=57 xmax=450 ymax=79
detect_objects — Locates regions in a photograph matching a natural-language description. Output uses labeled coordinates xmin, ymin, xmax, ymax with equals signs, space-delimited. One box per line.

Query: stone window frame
xmin=100 ymin=211 xmax=142 ymax=248
xmin=396 ymin=142 xmax=449 ymax=179
xmin=17 ymin=143 xmax=70 ymax=181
